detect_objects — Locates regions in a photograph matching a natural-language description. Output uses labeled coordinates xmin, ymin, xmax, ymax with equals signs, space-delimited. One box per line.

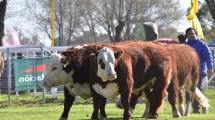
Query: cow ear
xmin=114 ymin=51 xmax=122 ymax=60
xmin=61 ymin=57 xmax=70 ymax=66
xmin=89 ymin=53 xmax=97 ymax=62
xmin=61 ymin=51 xmax=73 ymax=57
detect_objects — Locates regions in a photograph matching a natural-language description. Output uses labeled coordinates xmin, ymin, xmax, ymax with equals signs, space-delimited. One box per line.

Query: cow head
xmin=94 ymin=47 xmax=122 ymax=82
xmin=43 ymin=54 xmax=73 ymax=88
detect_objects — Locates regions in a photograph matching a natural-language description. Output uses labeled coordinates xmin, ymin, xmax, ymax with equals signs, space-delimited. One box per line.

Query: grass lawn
xmin=0 ymin=89 xmax=215 ymax=120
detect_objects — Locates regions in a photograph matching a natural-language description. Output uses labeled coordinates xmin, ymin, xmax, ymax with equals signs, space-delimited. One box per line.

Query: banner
xmin=186 ymin=0 xmax=204 ymax=40
xmin=13 ymin=58 xmax=48 ymax=91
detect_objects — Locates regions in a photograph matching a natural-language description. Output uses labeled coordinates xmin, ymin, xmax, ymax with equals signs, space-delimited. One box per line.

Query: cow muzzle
xmin=105 ymin=72 xmax=117 ymax=80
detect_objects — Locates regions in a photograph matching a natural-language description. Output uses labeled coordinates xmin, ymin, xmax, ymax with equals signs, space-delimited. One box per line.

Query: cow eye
xmin=52 ymin=67 xmax=57 ymax=71
xmin=99 ymin=59 xmax=105 ymax=69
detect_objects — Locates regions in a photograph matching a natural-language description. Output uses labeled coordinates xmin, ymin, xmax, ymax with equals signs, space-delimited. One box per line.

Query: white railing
xmin=0 ymin=45 xmax=215 ymax=105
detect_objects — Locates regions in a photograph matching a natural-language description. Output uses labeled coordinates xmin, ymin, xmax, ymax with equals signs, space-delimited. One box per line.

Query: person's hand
xmin=207 ymin=68 xmax=213 ymax=79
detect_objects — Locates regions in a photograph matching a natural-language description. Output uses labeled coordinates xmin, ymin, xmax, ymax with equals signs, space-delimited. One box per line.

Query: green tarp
xmin=135 ymin=24 xmax=146 ymax=40
xmin=13 ymin=58 xmax=48 ymax=91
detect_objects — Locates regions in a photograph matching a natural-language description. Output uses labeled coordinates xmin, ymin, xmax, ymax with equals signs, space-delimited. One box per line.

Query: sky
xmin=4 ymin=0 xmax=51 ymax=46
xmin=4 ymin=0 xmax=200 ymax=46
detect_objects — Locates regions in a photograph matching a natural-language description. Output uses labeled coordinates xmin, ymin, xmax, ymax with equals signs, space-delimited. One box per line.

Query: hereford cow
xmin=164 ymin=43 xmax=209 ymax=116
xmin=114 ymin=42 xmax=209 ymax=117
xmin=43 ymin=45 xmax=107 ymax=120
xmin=58 ymin=41 xmax=173 ymax=119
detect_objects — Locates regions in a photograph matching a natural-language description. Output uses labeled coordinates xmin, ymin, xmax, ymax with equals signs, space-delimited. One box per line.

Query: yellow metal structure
xmin=51 ymin=0 xmax=55 ymax=46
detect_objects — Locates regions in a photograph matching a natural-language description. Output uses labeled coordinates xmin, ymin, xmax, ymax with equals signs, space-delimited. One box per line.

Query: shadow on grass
xmin=79 ymin=116 xmax=143 ymax=120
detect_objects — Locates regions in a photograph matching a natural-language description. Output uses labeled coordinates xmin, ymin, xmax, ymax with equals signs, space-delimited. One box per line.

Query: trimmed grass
xmin=0 ymin=89 xmax=215 ymax=120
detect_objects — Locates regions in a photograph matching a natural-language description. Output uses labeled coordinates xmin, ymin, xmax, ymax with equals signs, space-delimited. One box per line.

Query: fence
xmin=0 ymin=45 xmax=69 ymax=105
xmin=0 ymin=45 xmax=215 ymax=105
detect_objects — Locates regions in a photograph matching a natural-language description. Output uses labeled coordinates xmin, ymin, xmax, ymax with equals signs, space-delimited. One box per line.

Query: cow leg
xmin=184 ymin=81 xmax=194 ymax=116
xmin=167 ymin=82 xmax=181 ymax=118
xmin=141 ymin=85 xmax=153 ymax=118
xmin=148 ymin=80 xmax=169 ymax=119
xmin=99 ymin=97 xmax=107 ymax=120
xmin=130 ymin=93 xmax=141 ymax=117
xmin=60 ymin=86 xmax=75 ymax=120
xmin=178 ymin=88 xmax=185 ymax=116
xmin=142 ymin=95 xmax=149 ymax=118
xmin=144 ymin=87 xmax=156 ymax=119
xmin=120 ymin=83 xmax=132 ymax=120
xmin=91 ymin=91 xmax=106 ymax=120
xmin=120 ymin=94 xmax=131 ymax=120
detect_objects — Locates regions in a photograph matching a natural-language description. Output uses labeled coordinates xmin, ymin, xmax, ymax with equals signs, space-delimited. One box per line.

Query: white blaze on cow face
xmin=43 ymin=54 xmax=74 ymax=88
xmin=97 ymin=47 xmax=117 ymax=82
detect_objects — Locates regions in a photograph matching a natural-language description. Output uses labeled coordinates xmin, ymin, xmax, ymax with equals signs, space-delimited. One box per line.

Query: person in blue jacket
xmin=185 ymin=27 xmax=213 ymax=114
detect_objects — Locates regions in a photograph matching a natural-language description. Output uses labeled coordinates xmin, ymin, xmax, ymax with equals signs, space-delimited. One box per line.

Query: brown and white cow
xmin=59 ymin=41 xmax=172 ymax=119
xmin=164 ymin=43 xmax=209 ymax=116
xmin=113 ymin=42 xmax=209 ymax=117
xmin=43 ymin=45 xmax=107 ymax=120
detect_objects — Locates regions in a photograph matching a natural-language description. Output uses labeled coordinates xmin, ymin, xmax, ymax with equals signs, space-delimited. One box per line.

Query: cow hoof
xmin=172 ymin=110 xmax=181 ymax=118
xmin=142 ymin=111 xmax=149 ymax=118
xmin=184 ymin=112 xmax=190 ymax=117
xmin=99 ymin=114 xmax=107 ymax=120
xmin=99 ymin=117 xmax=106 ymax=120
xmin=116 ymin=98 xmax=123 ymax=109
xmin=184 ymin=110 xmax=190 ymax=117
xmin=146 ymin=113 xmax=158 ymax=119
xmin=59 ymin=117 xmax=68 ymax=120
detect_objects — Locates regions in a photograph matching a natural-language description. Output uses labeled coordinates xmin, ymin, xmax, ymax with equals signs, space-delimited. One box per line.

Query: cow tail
xmin=194 ymin=88 xmax=209 ymax=108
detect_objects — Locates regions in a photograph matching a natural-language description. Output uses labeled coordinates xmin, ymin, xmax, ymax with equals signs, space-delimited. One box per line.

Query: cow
xmin=0 ymin=52 xmax=4 ymax=77
xmin=114 ymin=42 xmax=209 ymax=117
xmin=164 ymin=43 xmax=209 ymax=116
xmin=58 ymin=41 xmax=172 ymax=119
xmin=43 ymin=45 xmax=107 ymax=120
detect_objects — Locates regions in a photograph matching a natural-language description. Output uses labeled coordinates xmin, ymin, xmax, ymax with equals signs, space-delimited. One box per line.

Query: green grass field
xmin=0 ymin=89 xmax=215 ymax=120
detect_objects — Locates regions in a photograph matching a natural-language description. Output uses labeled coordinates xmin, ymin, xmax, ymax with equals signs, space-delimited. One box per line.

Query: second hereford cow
xmin=59 ymin=41 xmax=173 ymax=119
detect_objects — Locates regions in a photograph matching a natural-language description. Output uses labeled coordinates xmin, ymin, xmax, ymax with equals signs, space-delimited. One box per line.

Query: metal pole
xmin=51 ymin=0 xmax=55 ymax=47
xmin=41 ymin=46 xmax=46 ymax=103
xmin=7 ymin=48 xmax=11 ymax=105
xmin=60 ymin=0 xmax=64 ymax=46
xmin=33 ymin=51 xmax=38 ymax=99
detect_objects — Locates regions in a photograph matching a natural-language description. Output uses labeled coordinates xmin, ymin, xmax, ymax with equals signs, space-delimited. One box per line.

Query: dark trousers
xmin=186 ymin=74 xmax=207 ymax=112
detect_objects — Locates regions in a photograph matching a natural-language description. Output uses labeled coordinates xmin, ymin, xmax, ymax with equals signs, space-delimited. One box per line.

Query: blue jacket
xmin=186 ymin=39 xmax=213 ymax=75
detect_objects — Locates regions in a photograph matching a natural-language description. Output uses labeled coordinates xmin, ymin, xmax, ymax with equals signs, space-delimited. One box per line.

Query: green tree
xmin=205 ymin=0 xmax=215 ymax=21
xmin=0 ymin=0 xmax=7 ymax=46
xmin=197 ymin=1 xmax=215 ymax=42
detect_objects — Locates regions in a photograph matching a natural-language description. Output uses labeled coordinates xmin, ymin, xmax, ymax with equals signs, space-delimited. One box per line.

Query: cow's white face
xmin=96 ymin=47 xmax=121 ymax=82
xmin=43 ymin=54 xmax=73 ymax=88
